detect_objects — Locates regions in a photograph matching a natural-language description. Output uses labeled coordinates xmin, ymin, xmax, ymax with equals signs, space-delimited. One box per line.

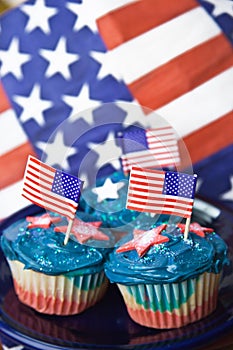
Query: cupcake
xmin=0 ymin=212 xmax=109 ymax=315
xmin=104 ymin=222 xmax=229 ymax=329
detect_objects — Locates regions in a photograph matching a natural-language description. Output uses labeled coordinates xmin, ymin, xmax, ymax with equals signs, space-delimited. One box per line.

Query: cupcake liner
xmin=8 ymin=259 xmax=108 ymax=315
xmin=117 ymin=272 xmax=220 ymax=329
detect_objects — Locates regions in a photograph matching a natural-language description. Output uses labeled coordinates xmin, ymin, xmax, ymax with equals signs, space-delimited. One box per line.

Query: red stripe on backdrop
xmin=97 ymin=0 xmax=198 ymax=50
xmin=0 ymin=143 xmax=36 ymax=189
xmin=181 ymin=111 xmax=233 ymax=166
xmin=0 ymin=83 xmax=11 ymax=113
xmin=128 ymin=34 xmax=233 ymax=111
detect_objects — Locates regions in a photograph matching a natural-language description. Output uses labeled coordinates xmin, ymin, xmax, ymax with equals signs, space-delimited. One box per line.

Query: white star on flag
xmin=87 ymin=131 xmax=122 ymax=170
xmin=203 ymin=0 xmax=233 ymax=17
xmin=90 ymin=50 xmax=122 ymax=80
xmin=0 ymin=37 xmax=31 ymax=79
xmin=20 ymin=0 xmax=58 ymax=33
xmin=92 ymin=177 xmax=125 ymax=202
xmin=36 ymin=130 xmax=77 ymax=170
xmin=13 ymin=84 xmax=52 ymax=126
xmin=39 ymin=37 xmax=80 ymax=79
xmin=62 ymin=84 xmax=101 ymax=123
xmin=66 ymin=0 xmax=129 ymax=32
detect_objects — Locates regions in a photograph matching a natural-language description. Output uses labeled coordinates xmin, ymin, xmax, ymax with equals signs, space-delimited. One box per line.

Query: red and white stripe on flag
xmin=22 ymin=155 xmax=80 ymax=220
xmin=97 ymin=0 xmax=233 ymax=167
xmin=126 ymin=166 xmax=196 ymax=218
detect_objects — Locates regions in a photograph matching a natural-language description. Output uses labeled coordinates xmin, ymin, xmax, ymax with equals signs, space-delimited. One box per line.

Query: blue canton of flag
xmin=22 ymin=155 xmax=83 ymax=220
xmin=52 ymin=171 xmax=83 ymax=203
xmin=127 ymin=167 xmax=197 ymax=218
xmin=163 ymin=172 xmax=197 ymax=199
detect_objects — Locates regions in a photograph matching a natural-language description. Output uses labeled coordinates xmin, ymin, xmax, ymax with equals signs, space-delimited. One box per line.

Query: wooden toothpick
xmin=63 ymin=218 xmax=74 ymax=245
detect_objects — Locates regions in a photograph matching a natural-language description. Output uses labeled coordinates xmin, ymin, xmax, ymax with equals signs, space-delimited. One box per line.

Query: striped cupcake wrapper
xmin=8 ymin=259 xmax=108 ymax=315
xmin=117 ymin=272 xmax=220 ymax=328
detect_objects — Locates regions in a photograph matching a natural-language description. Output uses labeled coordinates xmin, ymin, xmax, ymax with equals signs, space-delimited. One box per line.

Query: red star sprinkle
xmin=26 ymin=213 xmax=62 ymax=229
xmin=54 ymin=218 xmax=109 ymax=243
xmin=177 ymin=222 xmax=214 ymax=237
xmin=116 ymin=224 xmax=168 ymax=257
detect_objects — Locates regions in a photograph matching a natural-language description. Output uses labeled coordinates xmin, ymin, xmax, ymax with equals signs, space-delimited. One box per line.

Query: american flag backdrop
xmin=0 ymin=0 xmax=233 ymax=222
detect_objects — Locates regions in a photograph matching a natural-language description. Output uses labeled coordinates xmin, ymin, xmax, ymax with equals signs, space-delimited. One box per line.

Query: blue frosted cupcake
xmin=1 ymin=212 xmax=109 ymax=315
xmin=105 ymin=222 xmax=229 ymax=328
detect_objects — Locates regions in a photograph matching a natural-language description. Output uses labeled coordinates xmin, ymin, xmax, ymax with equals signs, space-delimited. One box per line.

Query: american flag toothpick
xmin=126 ymin=166 xmax=197 ymax=239
xmin=22 ymin=155 xmax=84 ymax=245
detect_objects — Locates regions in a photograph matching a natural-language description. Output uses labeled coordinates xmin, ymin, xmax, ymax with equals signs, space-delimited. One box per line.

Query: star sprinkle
xmin=177 ymin=222 xmax=214 ymax=237
xmin=54 ymin=218 xmax=109 ymax=243
xmin=26 ymin=213 xmax=62 ymax=229
xmin=116 ymin=224 xmax=168 ymax=257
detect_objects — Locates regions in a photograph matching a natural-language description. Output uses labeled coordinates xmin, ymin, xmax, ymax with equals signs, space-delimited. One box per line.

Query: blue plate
xmin=0 ymin=199 xmax=233 ymax=350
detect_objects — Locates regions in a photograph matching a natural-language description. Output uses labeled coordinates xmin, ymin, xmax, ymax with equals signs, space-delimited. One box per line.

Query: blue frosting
xmin=104 ymin=226 xmax=229 ymax=285
xmin=1 ymin=217 xmax=106 ymax=276
xmin=79 ymin=171 xmax=168 ymax=230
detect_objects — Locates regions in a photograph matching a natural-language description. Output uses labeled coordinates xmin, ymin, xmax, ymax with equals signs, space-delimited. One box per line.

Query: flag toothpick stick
xmin=184 ymin=217 xmax=191 ymax=240
xmin=22 ymin=155 xmax=84 ymax=246
xmin=64 ymin=218 xmax=74 ymax=245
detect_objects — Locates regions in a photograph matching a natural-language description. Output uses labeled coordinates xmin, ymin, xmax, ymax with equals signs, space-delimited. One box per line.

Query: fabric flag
xmin=127 ymin=166 xmax=197 ymax=218
xmin=22 ymin=155 xmax=83 ymax=220
xmin=120 ymin=126 xmax=180 ymax=173
xmin=0 ymin=0 xmax=233 ymax=223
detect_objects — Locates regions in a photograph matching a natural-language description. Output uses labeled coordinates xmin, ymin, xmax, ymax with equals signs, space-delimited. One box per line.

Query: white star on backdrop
xmin=92 ymin=177 xmax=125 ymax=202
xmin=0 ymin=37 xmax=31 ymax=79
xmin=36 ymin=130 xmax=77 ymax=170
xmin=221 ymin=176 xmax=233 ymax=201
xmin=115 ymin=101 xmax=148 ymax=128
xmin=13 ymin=84 xmax=52 ymax=126
xmin=203 ymin=0 xmax=233 ymax=16
xmin=66 ymin=0 xmax=127 ymax=32
xmin=62 ymin=84 xmax=101 ymax=123
xmin=87 ymin=131 xmax=122 ymax=170
xmin=20 ymin=0 xmax=58 ymax=33
xmin=90 ymin=50 xmax=122 ymax=80
xmin=39 ymin=37 xmax=80 ymax=79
